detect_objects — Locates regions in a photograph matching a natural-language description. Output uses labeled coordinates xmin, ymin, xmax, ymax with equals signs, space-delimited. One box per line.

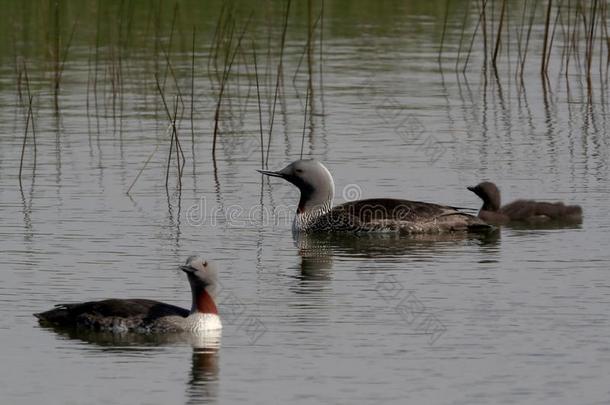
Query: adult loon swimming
xmin=258 ymin=159 xmax=492 ymax=234
xmin=34 ymin=256 xmax=222 ymax=333
xmin=468 ymin=181 xmax=583 ymax=225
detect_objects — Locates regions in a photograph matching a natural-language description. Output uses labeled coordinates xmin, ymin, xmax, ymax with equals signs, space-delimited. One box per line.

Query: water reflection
xmin=295 ymin=231 xmax=500 ymax=261
xmin=299 ymin=255 xmax=333 ymax=282
xmin=289 ymin=253 xmax=333 ymax=326
xmin=293 ymin=231 xmax=501 ymax=295
xmin=166 ymin=188 xmax=183 ymax=248
xmin=38 ymin=325 xmax=221 ymax=403
xmin=502 ymin=221 xmax=583 ymax=232
xmin=186 ymin=347 xmax=220 ymax=405
xmin=38 ymin=324 xmax=221 ymax=349
xmin=20 ymin=171 xmax=36 ymax=243
xmin=1 ymin=1 xmax=609 ymax=403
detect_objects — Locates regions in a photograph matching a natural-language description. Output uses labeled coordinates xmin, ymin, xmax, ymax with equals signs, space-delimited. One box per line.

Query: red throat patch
xmin=196 ymin=289 xmax=218 ymax=314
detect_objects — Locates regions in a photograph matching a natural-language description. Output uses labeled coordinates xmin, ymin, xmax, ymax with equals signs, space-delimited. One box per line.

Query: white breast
xmin=185 ymin=313 xmax=223 ymax=332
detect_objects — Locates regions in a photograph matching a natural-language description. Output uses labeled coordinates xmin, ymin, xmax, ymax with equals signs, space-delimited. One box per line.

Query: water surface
xmin=1 ymin=1 xmax=609 ymax=404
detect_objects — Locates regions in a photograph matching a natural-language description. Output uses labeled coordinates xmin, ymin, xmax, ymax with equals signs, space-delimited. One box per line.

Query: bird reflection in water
xmin=186 ymin=345 xmax=219 ymax=405
xmin=296 ymin=233 xmax=334 ymax=282
xmin=37 ymin=325 xmax=221 ymax=403
xmin=295 ymin=230 xmax=500 ymax=268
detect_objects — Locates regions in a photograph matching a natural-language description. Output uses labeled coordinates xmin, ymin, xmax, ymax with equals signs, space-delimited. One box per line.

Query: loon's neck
xmin=293 ymin=200 xmax=333 ymax=231
xmin=191 ymin=287 xmax=218 ymax=315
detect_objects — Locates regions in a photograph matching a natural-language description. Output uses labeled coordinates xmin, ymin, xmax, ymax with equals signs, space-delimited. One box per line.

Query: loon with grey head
xmin=468 ymin=181 xmax=583 ymax=225
xmin=258 ymin=159 xmax=492 ymax=234
xmin=34 ymin=256 xmax=222 ymax=333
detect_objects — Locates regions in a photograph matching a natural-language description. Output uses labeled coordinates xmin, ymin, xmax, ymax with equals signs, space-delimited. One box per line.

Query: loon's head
xmin=467 ymin=181 xmax=501 ymax=212
xmin=180 ymin=256 xmax=218 ymax=296
xmin=258 ymin=159 xmax=335 ymax=214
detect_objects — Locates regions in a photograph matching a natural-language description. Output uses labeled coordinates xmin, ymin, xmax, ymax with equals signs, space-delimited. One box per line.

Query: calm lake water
xmin=1 ymin=1 xmax=609 ymax=404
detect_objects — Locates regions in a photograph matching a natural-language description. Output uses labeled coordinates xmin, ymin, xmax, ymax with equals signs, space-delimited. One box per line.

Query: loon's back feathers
xmin=304 ymin=198 xmax=492 ymax=233
xmin=35 ymin=299 xmax=189 ymax=328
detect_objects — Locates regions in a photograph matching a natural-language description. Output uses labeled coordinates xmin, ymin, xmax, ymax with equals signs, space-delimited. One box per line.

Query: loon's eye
xmin=295 ymin=169 xmax=303 ymax=174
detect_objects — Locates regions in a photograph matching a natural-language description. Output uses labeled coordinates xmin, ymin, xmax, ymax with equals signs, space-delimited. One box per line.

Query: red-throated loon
xmin=467 ymin=181 xmax=583 ymax=225
xmin=258 ymin=159 xmax=492 ymax=234
xmin=34 ymin=256 xmax=222 ymax=333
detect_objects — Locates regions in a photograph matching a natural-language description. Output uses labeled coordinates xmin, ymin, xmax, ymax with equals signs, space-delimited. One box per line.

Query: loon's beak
xmin=467 ymin=186 xmax=476 ymax=192
xmin=257 ymin=169 xmax=285 ymax=179
xmin=180 ymin=265 xmax=197 ymax=274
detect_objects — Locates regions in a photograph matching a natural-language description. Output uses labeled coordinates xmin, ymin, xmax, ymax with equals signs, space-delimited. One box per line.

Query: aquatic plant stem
xmin=252 ymin=41 xmax=265 ymax=169
xmin=265 ymin=0 xmax=291 ymax=169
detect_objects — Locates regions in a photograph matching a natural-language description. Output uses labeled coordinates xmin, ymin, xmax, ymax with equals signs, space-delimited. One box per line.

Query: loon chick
xmin=467 ymin=181 xmax=583 ymax=225
xmin=34 ymin=256 xmax=222 ymax=333
xmin=258 ymin=159 xmax=491 ymax=234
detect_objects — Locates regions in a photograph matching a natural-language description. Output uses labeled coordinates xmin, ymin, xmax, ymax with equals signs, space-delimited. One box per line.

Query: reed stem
xmin=265 ymin=0 xmax=291 ymax=168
